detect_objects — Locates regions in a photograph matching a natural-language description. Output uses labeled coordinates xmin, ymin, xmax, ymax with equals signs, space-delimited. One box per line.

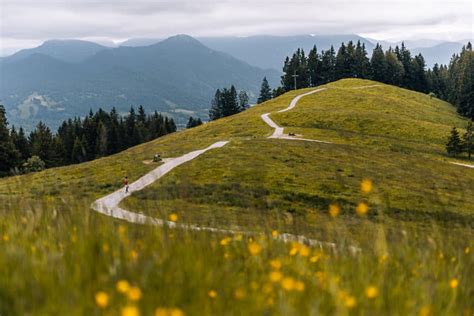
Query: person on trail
xmin=123 ymin=176 xmax=129 ymax=193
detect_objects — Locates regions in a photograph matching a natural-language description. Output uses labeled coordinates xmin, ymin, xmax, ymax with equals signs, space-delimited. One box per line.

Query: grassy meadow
xmin=1 ymin=79 xmax=473 ymax=315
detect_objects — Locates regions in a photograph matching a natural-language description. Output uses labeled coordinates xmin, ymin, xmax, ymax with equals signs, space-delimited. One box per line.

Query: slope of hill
xmin=0 ymin=35 xmax=280 ymax=130
xmin=0 ymin=79 xmax=472 ymax=315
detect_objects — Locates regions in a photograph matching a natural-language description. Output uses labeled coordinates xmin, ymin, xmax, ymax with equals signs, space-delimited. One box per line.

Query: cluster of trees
xmin=446 ymin=121 xmax=473 ymax=159
xmin=0 ymin=105 xmax=176 ymax=176
xmin=186 ymin=117 xmax=203 ymax=128
xmin=257 ymin=41 xmax=473 ymax=119
xmin=209 ymin=85 xmax=250 ymax=120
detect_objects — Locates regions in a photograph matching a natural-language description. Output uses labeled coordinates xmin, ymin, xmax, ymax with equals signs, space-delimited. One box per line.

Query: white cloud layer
xmin=1 ymin=0 xmax=472 ymax=55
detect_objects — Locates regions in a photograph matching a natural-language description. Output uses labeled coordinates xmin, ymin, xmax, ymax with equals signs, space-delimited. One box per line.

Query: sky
xmin=0 ymin=0 xmax=472 ymax=56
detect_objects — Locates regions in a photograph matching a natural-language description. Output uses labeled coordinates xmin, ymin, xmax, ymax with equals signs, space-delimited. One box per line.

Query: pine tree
xmin=209 ymin=89 xmax=222 ymax=121
xmin=0 ymin=105 xmax=20 ymax=175
xmin=384 ymin=51 xmax=405 ymax=85
xmin=370 ymin=44 xmax=386 ymax=82
xmin=307 ymin=45 xmax=321 ymax=86
xmin=463 ymin=121 xmax=473 ymax=159
xmin=10 ymin=126 xmax=30 ymax=163
xmin=29 ymin=122 xmax=55 ymax=167
xmin=258 ymin=77 xmax=272 ymax=103
xmin=186 ymin=117 xmax=203 ymax=128
xmin=446 ymin=127 xmax=463 ymax=157
xmin=71 ymin=136 xmax=87 ymax=163
xmin=238 ymin=90 xmax=249 ymax=111
xmin=354 ymin=41 xmax=370 ymax=78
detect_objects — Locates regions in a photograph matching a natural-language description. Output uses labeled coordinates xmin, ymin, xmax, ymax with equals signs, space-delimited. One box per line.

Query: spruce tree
xmin=384 ymin=51 xmax=405 ymax=85
xmin=446 ymin=127 xmax=463 ymax=157
xmin=307 ymin=45 xmax=320 ymax=86
xmin=238 ymin=91 xmax=249 ymax=111
xmin=29 ymin=122 xmax=55 ymax=167
xmin=0 ymin=105 xmax=20 ymax=175
xmin=463 ymin=121 xmax=473 ymax=159
xmin=209 ymin=89 xmax=222 ymax=121
xmin=370 ymin=44 xmax=386 ymax=82
xmin=258 ymin=77 xmax=272 ymax=103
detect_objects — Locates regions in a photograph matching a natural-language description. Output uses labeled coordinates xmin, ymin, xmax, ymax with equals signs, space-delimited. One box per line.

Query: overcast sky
xmin=0 ymin=0 xmax=472 ymax=56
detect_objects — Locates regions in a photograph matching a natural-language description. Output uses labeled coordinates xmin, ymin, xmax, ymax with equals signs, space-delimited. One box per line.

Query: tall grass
xmin=1 ymin=195 xmax=472 ymax=315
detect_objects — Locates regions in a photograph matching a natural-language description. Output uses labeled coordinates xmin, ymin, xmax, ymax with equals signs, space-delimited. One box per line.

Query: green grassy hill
xmin=1 ymin=79 xmax=473 ymax=315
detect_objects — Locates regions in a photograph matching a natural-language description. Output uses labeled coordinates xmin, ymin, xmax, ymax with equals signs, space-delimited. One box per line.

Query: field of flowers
xmin=1 ymin=181 xmax=472 ymax=315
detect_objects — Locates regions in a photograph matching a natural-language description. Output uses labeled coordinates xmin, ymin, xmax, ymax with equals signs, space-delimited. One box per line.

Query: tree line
xmin=257 ymin=41 xmax=473 ymax=120
xmin=0 ymin=105 xmax=176 ymax=176
xmin=446 ymin=121 xmax=473 ymax=159
xmin=209 ymin=85 xmax=249 ymax=120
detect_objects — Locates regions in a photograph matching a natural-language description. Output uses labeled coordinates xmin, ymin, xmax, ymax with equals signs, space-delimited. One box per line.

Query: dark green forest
xmin=0 ymin=106 xmax=176 ymax=176
xmin=260 ymin=41 xmax=473 ymax=119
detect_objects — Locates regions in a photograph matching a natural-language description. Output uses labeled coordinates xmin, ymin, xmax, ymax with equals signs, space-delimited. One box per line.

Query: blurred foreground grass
xmin=1 ymin=194 xmax=473 ymax=315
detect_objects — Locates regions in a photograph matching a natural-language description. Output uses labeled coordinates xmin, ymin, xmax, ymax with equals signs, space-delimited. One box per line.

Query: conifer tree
xmin=0 ymin=105 xmax=20 ymax=175
xmin=370 ymin=44 xmax=386 ymax=82
xmin=29 ymin=122 xmax=55 ymax=167
xmin=463 ymin=121 xmax=473 ymax=159
xmin=446 ymin=127 xmax=463 ymax=157
xmin=258 ymin=77 xmax=272 ymax=103
xmin=238 ymin=91 xmax=249 ymax=110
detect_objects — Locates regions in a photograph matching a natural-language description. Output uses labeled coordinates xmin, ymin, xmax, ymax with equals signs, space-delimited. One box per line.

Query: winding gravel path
xmin=261 ymin=88 xmax=331 ymax=143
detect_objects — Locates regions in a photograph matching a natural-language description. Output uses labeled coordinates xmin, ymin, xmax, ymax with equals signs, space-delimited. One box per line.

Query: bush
xmin=22 ymin=156 xmax=46 ymax=174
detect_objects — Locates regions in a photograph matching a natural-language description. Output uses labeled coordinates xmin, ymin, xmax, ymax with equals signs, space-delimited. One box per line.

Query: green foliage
xmin=209 ymin=86 xmax=248 ymax=121
xmin=22 ymin=155 xmax=46 ymax=173
xmin=462 ymin=121 xmax=473 ymax=159
xmin=0 ymin=105 xmax=20 ymax=175
xmin=257 ymin=77 xmax=272 ymax=104
xmin=186 ymin=117 xmax=203 ymax=129
xmin=446 ymin=127 xmax=463 ymax=157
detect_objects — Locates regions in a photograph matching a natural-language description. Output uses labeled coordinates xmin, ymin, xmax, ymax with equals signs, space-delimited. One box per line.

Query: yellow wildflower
xmin=356 ymin=202 xmax=369 ymax=215
xmin=130 ymin=250 xmax=139 ymax=261
xmin=234 ymin=234 xmax=243 ymax=241
xmin=449 ymin=278 xmax=459 ymax=289
xmin=118 ymin=225 xmax=126 ymax=235
xmin=269 ymin=259 xmax=282 ymax=270
xmin=102 ymin=243 xmax=110 ymax=253
xmin=269 ymin=271 xmax=283 ymax=282
xmin=117 ymin=280 xmax=131 ymax=293
xmin=344 ymin=295 xmax=357 ymax=308
xmin=310 ymin=254 xmax=321 ymax=263
xmin=419 ymin=305 xmax=431 ymax=316
xmin=169 ymin=308 xmax=185 ymax=316
xmin=271 ymin=230 xmax=279 ymax=237
xmin=361 ymin=179 xmax=373 ymax=194
xmin=2 ymin=234 xmax=9 ymax=242
xmin=234 ymin=288 xmax=246 ymax=300
xmin=168 ymin=213 xmax=178 ymax=222
xmin=121 ymin=305 xmax=140 ymax=316
xmin=281 ymin=277 xmax=295 ymax=291
xmin=329 ymin=204 xmax=340 ymax=218
xmin=365 ymin=286 xmax=378 ymax=299
xmin=155 ymin=307 xmax=185 ymax=316
xmin=465 ymin=247 xmax=470 ymax=254
xmin=295 ymin=280 xmax=305 ymax=292
xmin=220 ymin=237 xmax=231 ymax=246
xmin=299 ymin=245 xmax=310 ymax=257
xmin=127 ymin=286 xmax=142 ymax=301
xmin=94 ymin=291 xmax=109 ymax=308
xmin=248 ymin=242 xmax=262 ymax=256
xmin=208 ymin=290 xmax=217 ymax=298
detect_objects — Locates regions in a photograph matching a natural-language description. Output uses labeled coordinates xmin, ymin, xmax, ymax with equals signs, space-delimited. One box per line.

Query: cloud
xmin=1 ymin=0 xmax=472 ymax=55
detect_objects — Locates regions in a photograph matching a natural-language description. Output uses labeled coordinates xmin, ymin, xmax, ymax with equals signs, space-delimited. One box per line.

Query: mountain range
xmin=0 ymin=35 xmax=280 ymax=130
xmin=0 ymin=34 xmax=470 ymax=130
